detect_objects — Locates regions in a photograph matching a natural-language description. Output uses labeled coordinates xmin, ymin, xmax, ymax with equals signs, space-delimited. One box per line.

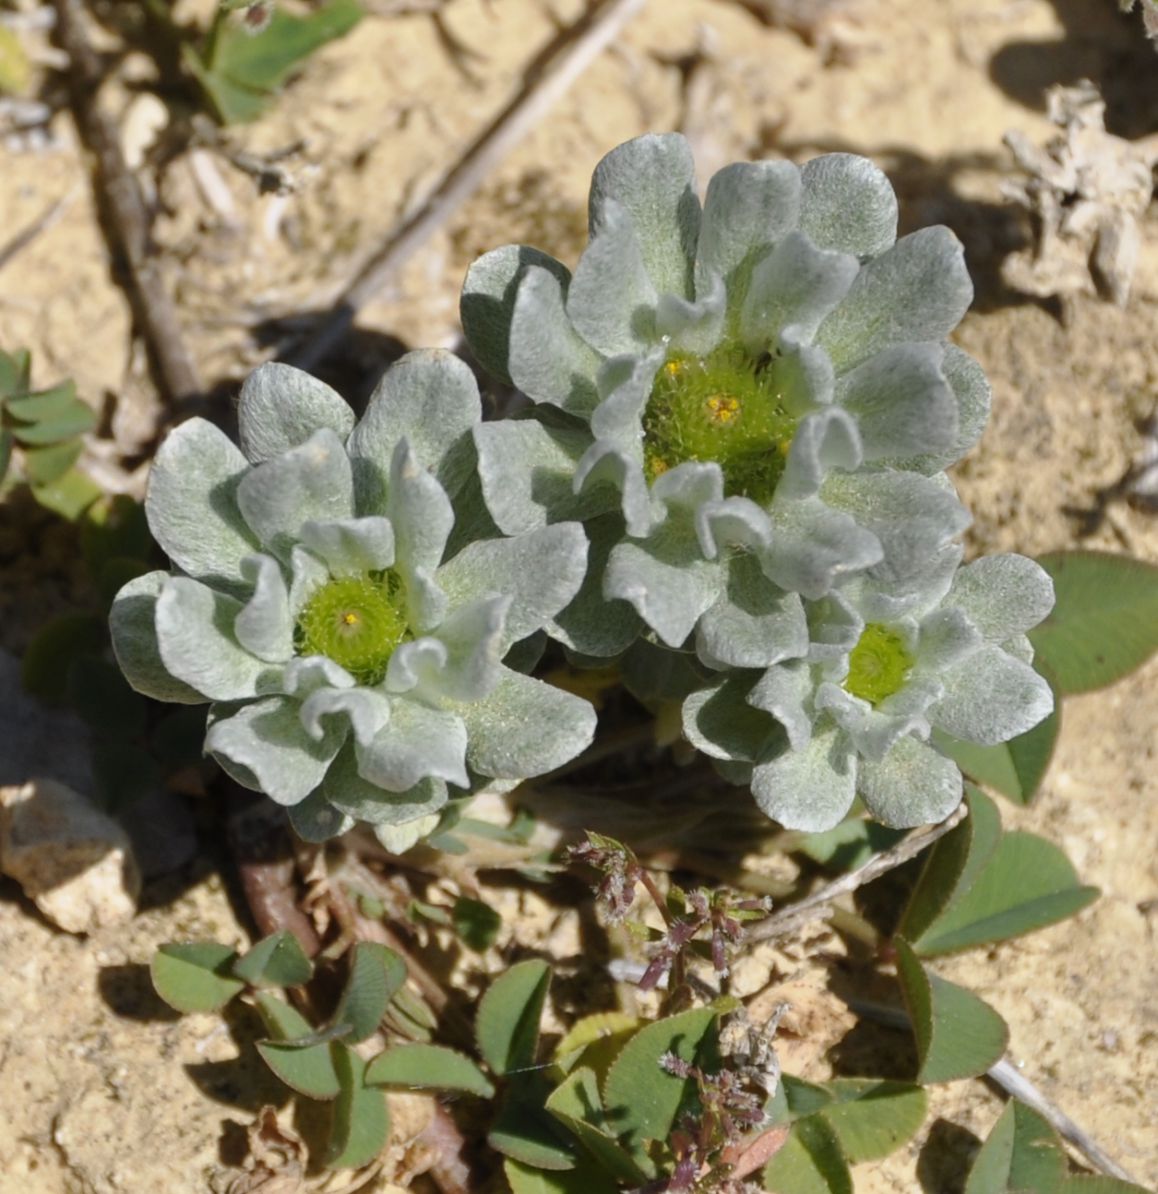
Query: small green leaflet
xmin=894 ymin=938 xmax=1007 ymax=1082
xmin=1030 ymin=551 xmax=1158 ymax=695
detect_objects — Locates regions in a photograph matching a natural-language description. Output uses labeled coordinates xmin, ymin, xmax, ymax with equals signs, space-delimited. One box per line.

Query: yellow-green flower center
xmin=642 ymin=345 xmax=798 ymax=505
xmin=844 ymin=623 xmax=915 ymax=706
xmin=295 ymin=572 xmax=410 ymax=686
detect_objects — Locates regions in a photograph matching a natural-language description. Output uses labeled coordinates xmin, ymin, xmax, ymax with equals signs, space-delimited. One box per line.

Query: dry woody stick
xmin=288 ymin=0 xmax=647 ymax=371
xmin=52 ymin=0 xmax=202 ymax=406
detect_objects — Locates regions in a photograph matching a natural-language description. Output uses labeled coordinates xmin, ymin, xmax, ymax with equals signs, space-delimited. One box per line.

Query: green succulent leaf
xmin=151 ymin=943 xmax=244 ymax=1014
xmin=476 ymin=959 xmax=551 ymax=1077
xmin=365 ymin=1043 xmax=494 ymax=1098
xmin=325 ymin=1044 xmax=389 ymax=1170
xmin=601 ymin=1006 xmax=718 ymax=1157
xmin=894 ymin=938 xmax=1008 ymax=1082
xmin=763 ymin=1113 xmax=853 ymax=1194
xmin=254 ymin=992 xmax=341 ymax=1099
xmin=1029 ymin=551 xmax=1158 ymax=694
xmin=898 ymin=787 xmax=1098 ymax=955
xmin=232 ymin=930 xmax=314 ymax=989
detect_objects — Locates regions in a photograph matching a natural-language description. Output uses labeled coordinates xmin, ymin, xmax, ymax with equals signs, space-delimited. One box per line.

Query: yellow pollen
xmin=706 ymin=393 xmax=741 ymax=424
xmin=664 ymin=360 xmax=684 ymax=377
xmin=343 ymin=611 xmax=359 ymax=626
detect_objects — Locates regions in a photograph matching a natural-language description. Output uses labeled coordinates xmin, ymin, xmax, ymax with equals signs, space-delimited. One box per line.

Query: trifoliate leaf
xmin=151 ymin=943 xmax=243 ymax=1014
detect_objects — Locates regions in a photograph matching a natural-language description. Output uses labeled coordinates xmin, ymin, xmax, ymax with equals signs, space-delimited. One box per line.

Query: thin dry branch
xmin=287 ymin=0 xmax=646 ymax=371
xmin=0 ymin=189 xmax=74 ymax=276
xmin=51 ymin=0 xmax=201 ymax=406
xmin=746 ymin=803 xmax=969 ymax=942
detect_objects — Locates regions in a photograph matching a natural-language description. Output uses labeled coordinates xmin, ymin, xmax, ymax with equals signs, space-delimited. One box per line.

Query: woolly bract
xmin=461 ymin=133 xmax=989 ymax=657
xmin=683 ymin=552 xmax=1055 ymax=830
xmin=109 ymin=352 xmax=596 ymax=848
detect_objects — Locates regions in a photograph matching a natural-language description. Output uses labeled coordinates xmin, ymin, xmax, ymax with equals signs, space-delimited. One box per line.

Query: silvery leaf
xmin=110 ymin=571 xmax=207 ymax=704
xmin=299 ymin=685 xmax=392 ymax=746
xmin=604 ymin=514 xmax=724 ymax=647
xmin=695 ymin=159 xmax=802 ymax=291
xmin=857 ymin=736 xmax=962 ymax=828
xmin=206 ymin=697 xmax=344 ymax=805
xmin=509 ymin=265 xmax=601 ymax=416
xmin=436 ymin=523 xmax=588 ymax=650
xmin=323 ymin=744 xmax=449 ymax=825
xmin=461 ymin=244 xmax=573 ymax=385
xmin=588 ymin=132 xmax=700 ymax=299
xmin=748 ymin=660 xmax=814 ymax=751
xmin=473 ymin=417 xmax=606 ymax=535
xmin=568 ymin=198 xmax=658 ymax=356
xmin=236 ymin=428 xmax=354 ymax=561
xmin=460 ymin=666 xmax=597 ymax=780
xmin=765 ymin=495 xmax=883 ymax=599
xmin=234 ymin=554 xmax=293 ymax=663
xmin=549 ymin=512 xmax=643 ymax=657
xmin=942 ymin=554 xmax=1055 ymax=642
xmin=297 ymin=516 xmax=395 ymax=577
xmin=836 ymin=343 xmax=958 ymax=461
xmin=880 ymin=345 xmax=990 ymax=474
xmin=816 ymin=227 xmax=973 ymax=372
xmin=348 ymin=349 xmax=481 ymax=506
xmin=696 ymin=554 xmax=808 ymax=669
xmin=238 ymin=363 xmax=354 ymax=464
xmin=155 ymin=577 xmax=275 ymax=701
xmin=740 ymin=230 xmax=859 ymax=350
xmin=356 ymin=698 xmax=470 ymax=792
xmin=386 ymin=438 xmax=453 ymax=633
xmin=288 ymin=789 xmax=354 ymax=842
xmin=799 ymin=154 xmax=898 ymax=259
xmin=146 ymin=418 xmax=257 ymax=590
xmin=751 ymin=723 xmax=857 ymax=831
xmin=683 ymin=674 xmax=783 ymax=762
xmin=931 ymin=645 xmax=1054 ymax=744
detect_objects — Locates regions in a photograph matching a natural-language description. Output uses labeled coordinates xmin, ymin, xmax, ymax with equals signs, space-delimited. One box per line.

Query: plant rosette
xmin=682 ymin=552 xmax=1056 ymax=830
xmin=461 ymin=133 xmax=991 ymax=660
xmin=109 ymin=351 xmax=596 ymax=848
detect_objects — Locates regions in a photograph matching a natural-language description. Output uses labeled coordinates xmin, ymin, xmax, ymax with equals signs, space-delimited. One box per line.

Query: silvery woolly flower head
xmin=109 ymin=351 xmax=596 ymax=849
xmin=682 ymin=551 xmax=1056 ymax=831
xmin=460 ymin=133 xmax=990 ymax=660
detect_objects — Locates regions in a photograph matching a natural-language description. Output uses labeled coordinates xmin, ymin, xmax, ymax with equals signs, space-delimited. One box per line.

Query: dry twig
xmin=51 ymin=0 xmax=201 ymax=406
xmin=288 ymin=0 xmax=646 ymax=371
xmin=746 ymin=803 xmax=969 ymax=942
xmin=0 ymin=190 xmax=74 ymax=276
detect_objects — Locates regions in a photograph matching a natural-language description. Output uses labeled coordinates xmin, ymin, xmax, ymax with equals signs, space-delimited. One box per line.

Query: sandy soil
xmin=1 ymin=0 xmax=1156 ymax=1190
